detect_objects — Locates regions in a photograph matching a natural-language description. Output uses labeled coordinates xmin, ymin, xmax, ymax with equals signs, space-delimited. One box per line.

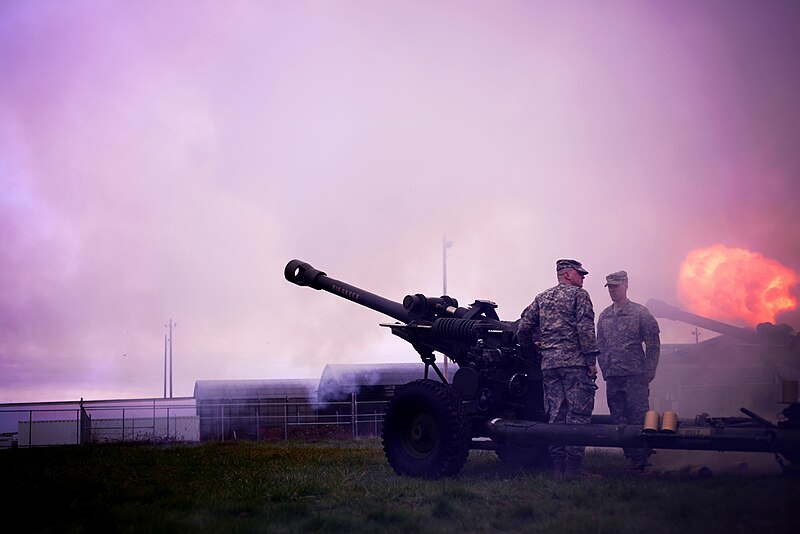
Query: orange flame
xmin=678 ymin=244 xmax=798 ymax=325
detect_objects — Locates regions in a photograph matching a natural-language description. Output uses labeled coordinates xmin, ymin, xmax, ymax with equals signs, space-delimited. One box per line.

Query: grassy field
xmin=3 ymin=439 xmax=798 ymax=533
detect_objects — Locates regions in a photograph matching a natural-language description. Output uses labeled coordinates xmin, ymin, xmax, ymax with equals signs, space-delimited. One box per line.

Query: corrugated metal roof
xmin=663 ymin=336 xmax=770 ymax=363
xmin=318 ymin=363 xmax=440 ymax=401
xmin=193 ymin=379 xmax=318 ymax=401
xmin=320 ymin=363 xmax=434 ymax=386
xmin=193 ymin=363 xmax=442 ymax=402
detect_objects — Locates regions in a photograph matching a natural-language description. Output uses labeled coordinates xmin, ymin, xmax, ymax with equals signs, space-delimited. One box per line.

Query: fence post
xmin=351 ymin=392 xmax=356 ymax=439
xmin=284 ymin=397 xmax=288 ymax=440
xmin=80 ymin=401 xmax=91 ymax=444
xmin=256 ymin=400 xmax=260 ymax=441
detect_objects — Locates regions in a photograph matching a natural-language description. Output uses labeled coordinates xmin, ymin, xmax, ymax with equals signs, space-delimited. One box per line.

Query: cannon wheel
xmin=382 ymin=379 xmax=470 ymax=478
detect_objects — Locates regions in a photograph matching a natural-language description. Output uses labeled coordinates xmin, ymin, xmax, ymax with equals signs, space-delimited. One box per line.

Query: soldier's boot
xmin=564 ymin=457 xmax=583 ymax=480
xmin=630 ymin=448 xmax=655 ymax=472
xmin=552 ymin=459 xmax=565 ymax=481
xmin=565 ymin=457 xmax=602 ymax=480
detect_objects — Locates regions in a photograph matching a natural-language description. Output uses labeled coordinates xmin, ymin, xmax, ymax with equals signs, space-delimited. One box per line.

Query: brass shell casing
xmin=660 ymin=411 xmax=678 ymax=433
xmin=643 ymin=410 xmax=660 ymax=433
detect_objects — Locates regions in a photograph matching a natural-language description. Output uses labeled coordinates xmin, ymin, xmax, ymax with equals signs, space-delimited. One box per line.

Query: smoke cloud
xmin=2 ymin=1 xmax=799 ymax=402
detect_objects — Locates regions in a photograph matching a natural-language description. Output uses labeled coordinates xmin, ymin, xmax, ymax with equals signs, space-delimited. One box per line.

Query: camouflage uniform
xmin=518 ymin=260 xmax=599 ymax=476
xmin=597 ymin=271 xmax=661 ymax=470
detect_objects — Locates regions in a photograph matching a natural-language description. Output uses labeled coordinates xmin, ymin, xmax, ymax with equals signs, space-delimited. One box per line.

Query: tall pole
xmin=692 ymin=327 xmax=702 ymax=344
xmin=163 ymin=334 xmax=167 ymax=399
xmin=442 ymin=236 xmax=453 ymax=379
xmin=442 ymin=235 xmax=452 ymax=296
xmin=169 ymin=319 xmax=173 ymax=398
xmin=165 ymin=319 xmax=176 ymax=398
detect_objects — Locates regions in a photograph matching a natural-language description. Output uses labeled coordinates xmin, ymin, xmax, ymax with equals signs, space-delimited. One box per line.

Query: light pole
xmin=442 ymin=236 xmax=453 ymax=379
xmin=163 ymin=334 xmax=167 ymax=398
xmin=443 ymin=235 xmax=453 ymax=296
xmin=692 ymin=327 xmax=702 ymax=344
xmin=165 ymin=319 xmax=176 ymax=398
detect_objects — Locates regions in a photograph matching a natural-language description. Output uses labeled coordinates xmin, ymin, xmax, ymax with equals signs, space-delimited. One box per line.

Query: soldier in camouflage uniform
xmin=518 ymin=259 xmax=600 ymax=480
xmin=597 ymin=271 xmax=661 ymax=472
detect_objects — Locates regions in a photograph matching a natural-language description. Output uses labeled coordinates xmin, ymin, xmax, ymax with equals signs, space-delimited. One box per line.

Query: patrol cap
xmin=604 ymin=270 xmax=628 ymax=287
xmin=556 ymin=259 xmax=588 ymax=276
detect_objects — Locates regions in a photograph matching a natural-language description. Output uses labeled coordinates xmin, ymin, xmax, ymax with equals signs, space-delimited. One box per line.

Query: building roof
xmin=193 ymin=363 xmax=443 ymax=402
xmin=318 ymin=363 xmax=439 ymax=401
xmin=193 ymin=379 xmax=318 ymax=401
xmin=661 ymin=335 xmax=799 ymax=381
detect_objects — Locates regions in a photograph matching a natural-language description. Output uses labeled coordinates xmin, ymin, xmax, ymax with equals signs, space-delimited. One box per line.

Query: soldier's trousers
xmin=606 ymin=374 xmax=651 ymax=467
xmin=542 ymin=366 xmax=597 ymax=471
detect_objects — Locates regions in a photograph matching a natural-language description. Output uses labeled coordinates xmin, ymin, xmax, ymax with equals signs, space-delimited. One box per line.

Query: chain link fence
xmin=1 ymin=394 xmax=388 ymax=447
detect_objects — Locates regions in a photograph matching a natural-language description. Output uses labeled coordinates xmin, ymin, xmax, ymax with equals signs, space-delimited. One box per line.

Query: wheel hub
xmin=402 ymin=413 xmax=438 ymax=458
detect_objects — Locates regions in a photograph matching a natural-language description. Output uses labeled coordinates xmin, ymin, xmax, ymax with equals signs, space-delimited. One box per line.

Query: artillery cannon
xmin=285 ymin=259 xmax=547 ymax=477
xmin=646 ymin=298 xmax=800 ymax=352
xmin=646 ymin=298 xmax=799 ymax=402
xmin=286 ymin=260 xmax=800 ymax=477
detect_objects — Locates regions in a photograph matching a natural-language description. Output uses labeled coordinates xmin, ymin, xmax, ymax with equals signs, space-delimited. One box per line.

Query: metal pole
xmin=442 ymin=235 xmax=450 ymax=296
xmin=169 ymin=320 xmax=173 ymax=398
xmin=164 ymin=335 xmax=168 ymax=398
xmin=692 ymin=327 xmax=702 ymax=344
xmin=442 ymin=236 xmax=453 ymax=380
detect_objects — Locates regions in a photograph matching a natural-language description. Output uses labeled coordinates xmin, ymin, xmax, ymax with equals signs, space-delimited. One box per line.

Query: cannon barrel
xmin=646 ymin=298 xmax=765 ymax=344
xmin=285 ymin=259 xmax=411 ymax=323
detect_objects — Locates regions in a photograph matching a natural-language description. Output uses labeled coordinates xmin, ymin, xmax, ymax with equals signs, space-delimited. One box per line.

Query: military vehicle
xmin=285 ymin=259 xmax=800 ymax=477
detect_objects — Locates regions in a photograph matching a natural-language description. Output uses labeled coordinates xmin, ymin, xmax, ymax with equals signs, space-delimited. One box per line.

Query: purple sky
xmin=2 ymin=1 xmax=799 ymax=403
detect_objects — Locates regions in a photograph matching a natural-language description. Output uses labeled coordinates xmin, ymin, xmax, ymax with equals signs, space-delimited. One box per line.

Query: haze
xmin=2 ymin=1 xmax=799 ymax=403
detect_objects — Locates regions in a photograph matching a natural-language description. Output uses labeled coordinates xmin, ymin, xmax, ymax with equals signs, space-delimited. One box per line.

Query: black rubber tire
xmin=382 ymin=379 xmax=470 ymax=478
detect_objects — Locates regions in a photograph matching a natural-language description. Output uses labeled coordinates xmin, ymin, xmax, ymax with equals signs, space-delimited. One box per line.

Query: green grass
xmin=3 ymin=440 xmax=798 ymax=533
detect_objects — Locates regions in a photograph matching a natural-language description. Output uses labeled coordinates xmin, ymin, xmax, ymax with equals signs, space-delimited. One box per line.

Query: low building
xmin=194 ymin=379 xmax=318 ymax=441
xmin=194 ymin=363 xmax=437 ymax=441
